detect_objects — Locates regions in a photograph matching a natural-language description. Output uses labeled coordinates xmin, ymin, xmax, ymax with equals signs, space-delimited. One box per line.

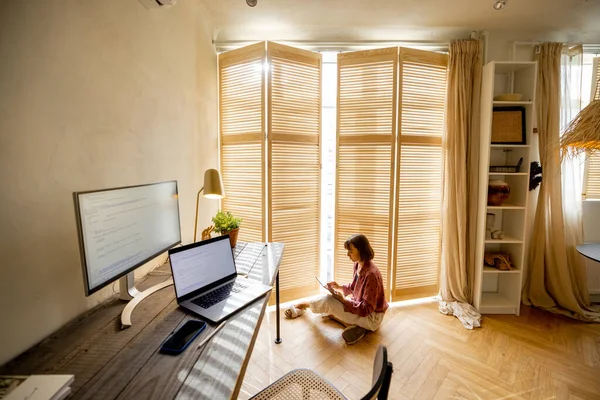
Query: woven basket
xmin=491 ymin=107 xmax=526 ymax=144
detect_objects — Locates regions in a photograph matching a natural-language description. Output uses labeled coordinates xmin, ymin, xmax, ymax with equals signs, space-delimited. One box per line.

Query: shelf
xmin=490 ymin=144 xmax=530 ymax=148
xmin=476 ymin=60 xmax=533 ymax=316
xmin=493 ymin=62 xmax=537 ymax=74
xmin=493 ymin=101 xmax=533 ymax=106
xmin=485 ymin=236 xmax=523 ymax=243
xmin=479 ymin=292 xmax=518 ymax=314
xmin=487 ymin=204 xmax=526 ymax=210
xmin=483 ymin=266 xmax=521 ymax=274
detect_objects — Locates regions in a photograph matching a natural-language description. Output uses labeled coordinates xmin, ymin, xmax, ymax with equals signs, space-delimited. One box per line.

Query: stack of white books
xmin=0 ymin=375 xmax=74 ymax=400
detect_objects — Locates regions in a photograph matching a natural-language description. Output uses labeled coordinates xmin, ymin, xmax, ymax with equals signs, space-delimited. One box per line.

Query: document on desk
xmin=2 ymin=375 xmax=74 ymax=400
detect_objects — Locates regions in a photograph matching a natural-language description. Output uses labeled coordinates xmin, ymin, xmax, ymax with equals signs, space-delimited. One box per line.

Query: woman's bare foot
xmin=284 ymin=303 xmax=309 ymax=319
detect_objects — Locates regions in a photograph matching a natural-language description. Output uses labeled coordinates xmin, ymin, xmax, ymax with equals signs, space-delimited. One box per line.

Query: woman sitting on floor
xmin=285 ymin=233 xmax=389 ymax=345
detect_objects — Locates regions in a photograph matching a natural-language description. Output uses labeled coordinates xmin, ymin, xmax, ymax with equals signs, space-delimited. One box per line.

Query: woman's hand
xmin=327 ymin=281 xmax=342 ymax=291
xmin=331 ymin=290 xmax=346 ymax=305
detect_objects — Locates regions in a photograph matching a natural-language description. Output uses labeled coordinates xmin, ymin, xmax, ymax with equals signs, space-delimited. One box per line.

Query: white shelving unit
xmin=473 ymin=61 xmax=537 ymax=315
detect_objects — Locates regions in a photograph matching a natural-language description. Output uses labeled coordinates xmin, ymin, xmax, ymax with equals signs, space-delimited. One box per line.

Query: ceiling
xmin=199 ymin=0 xmax=600 ymax=43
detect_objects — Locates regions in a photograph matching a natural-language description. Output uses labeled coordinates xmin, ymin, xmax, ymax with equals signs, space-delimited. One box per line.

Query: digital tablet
xmin=316 ymin=276 xmax=335 ymax=295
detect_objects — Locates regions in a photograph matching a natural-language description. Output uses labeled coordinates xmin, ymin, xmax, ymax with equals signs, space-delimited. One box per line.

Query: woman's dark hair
xmin=344 ymin=234 xmax=374 ymax=262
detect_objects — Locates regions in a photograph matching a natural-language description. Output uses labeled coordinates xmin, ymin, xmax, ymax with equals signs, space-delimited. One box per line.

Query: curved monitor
xmin=74 ymin=180 xmax=181 ymax=295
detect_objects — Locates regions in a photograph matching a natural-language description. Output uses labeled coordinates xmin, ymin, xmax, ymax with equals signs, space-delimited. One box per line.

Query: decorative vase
xmin=222 ymin=228 xmax=240 ymax=248
xmin=487 ymin=180 xmax=510 ymax=206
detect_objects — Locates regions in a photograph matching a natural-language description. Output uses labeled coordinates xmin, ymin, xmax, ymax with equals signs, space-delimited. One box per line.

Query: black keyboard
xmin=191 ymin=281 xmax=249 ymax=309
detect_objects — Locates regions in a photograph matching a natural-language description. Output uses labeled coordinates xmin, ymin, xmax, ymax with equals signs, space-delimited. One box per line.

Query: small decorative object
xmin=493 ymin=93 xmax=523 ymax=101
xmin=486 ymin=213 xmax=496 ymax=239
xmin=489 ymin=157 xmax=523 ymax=173
xmin=488 ymin=180 xmax=510 ymax=206
xmin=491 ymin=106 xmax=526 ymax=144
xmin=484 ymin=251 xmax=513 ymax=271
xmin=212 ymin=210 xmax=242 ymax=248
xmin=529 ymin=161 xmax=542 ymax=191
xmin=201 ymin=225 xmax=215 ymax=241
xmin=491 ymin=230 xmax=505 ymax=240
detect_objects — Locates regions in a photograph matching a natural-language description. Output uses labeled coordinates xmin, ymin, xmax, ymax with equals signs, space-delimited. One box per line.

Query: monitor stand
xmin=118 ymin=272 xmax=173 ymax=329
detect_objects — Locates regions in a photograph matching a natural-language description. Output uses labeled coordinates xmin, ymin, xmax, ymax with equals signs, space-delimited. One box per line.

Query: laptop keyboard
xmin=191 ymin=281 xmax=249 ymax=309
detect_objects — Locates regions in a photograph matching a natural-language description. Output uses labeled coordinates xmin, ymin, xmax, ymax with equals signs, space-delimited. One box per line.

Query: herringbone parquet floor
xmin=239 ymin=298 xmax=600 ymax=400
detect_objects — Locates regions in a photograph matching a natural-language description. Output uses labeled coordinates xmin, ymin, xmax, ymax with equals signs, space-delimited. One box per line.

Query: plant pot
xmin=222 ymin=228 xmax=240 ymax=248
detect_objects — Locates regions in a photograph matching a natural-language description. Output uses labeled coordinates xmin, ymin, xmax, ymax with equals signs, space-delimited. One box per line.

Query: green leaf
xmin=211 ymin=210 xmax=242 ymax=233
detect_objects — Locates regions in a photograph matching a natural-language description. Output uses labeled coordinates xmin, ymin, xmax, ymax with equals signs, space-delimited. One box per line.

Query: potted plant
xmin=212 ymin=210 xmax=242 ymax=247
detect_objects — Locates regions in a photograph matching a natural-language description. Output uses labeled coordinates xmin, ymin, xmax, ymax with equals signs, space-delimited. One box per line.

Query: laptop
xmin=168 ymin=235 xmax=272 ymax=323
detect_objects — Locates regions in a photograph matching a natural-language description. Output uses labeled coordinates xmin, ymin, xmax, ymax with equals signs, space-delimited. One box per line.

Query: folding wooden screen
xmin=583 ymin=57 xmax=600 ymax=200
xmin=335 ymin=47 xmax=447 ymax=301
xmin=219 ymin=43 xmax=266 ymax=243
xmin=335 ymin=48 xmax=398 ymax=292
xmin=267 ymin=43 xmax=322 ymax=301
xmin=221 ymin=43 xmax=447 ymax=303
xmin=219 ymin=42 xmax=322 ymax=301
xmin=392 ymin=48 xmax=448 ymax=301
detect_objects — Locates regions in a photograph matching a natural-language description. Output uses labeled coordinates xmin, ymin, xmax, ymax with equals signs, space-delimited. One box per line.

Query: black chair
xmin=250 ymin=345 xmax=393 ymax=400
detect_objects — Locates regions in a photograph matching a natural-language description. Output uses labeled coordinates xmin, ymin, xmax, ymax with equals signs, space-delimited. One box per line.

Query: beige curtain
xmin=522 ymin=42 xmax=600 ymax=321
xmin=438 ymin=39 xmax=483 ymax=329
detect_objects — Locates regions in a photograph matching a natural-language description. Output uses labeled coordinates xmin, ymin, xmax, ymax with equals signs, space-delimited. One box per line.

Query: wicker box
xmin=491 ymin=107 xmax=526 ymax=144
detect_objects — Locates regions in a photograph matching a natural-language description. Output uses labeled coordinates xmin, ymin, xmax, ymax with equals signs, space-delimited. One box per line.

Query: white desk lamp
xmin=194 ymin=168 xmax=225 ymax=242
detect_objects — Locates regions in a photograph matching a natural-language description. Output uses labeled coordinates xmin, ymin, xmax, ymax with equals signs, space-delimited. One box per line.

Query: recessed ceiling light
xmin=493 ymin=0 xmax=507 ymax=10
xmin=247 ymin=0 xmax=257 ymax=6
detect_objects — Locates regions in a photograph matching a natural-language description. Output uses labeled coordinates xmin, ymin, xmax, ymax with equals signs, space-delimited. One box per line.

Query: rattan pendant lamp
xmin=560 ymin=79 xmax=600 ymax=158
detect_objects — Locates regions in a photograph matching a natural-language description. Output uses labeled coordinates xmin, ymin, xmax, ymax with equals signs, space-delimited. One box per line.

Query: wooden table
xmin=576 ymin=243 xmax=600 ymax=263
xmin=0 ymin=242 xmax=284 ymax=400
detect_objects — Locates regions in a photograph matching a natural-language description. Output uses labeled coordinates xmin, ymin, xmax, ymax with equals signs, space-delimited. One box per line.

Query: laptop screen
xmin=170 ymin=237 xmax=236 ymax=298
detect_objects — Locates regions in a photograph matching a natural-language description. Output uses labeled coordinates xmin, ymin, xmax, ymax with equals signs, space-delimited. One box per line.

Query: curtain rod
xmin=213 ymin=39 xmax=451 ymax=51
xmin=512 ymin=41 xmax=600 ymax=59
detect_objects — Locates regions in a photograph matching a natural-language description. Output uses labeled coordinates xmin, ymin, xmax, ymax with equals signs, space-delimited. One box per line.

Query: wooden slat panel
xmin=393 ymin=48 xmax=448 ymax=301
xmin=335 ymin=48 xmax=397 ymax=292
xmin=584 ymin=58 xmax=600 ymax=200
xmin=222 ymin=143 xmax=263 ymax=242
xmin=267 ymin=42 xmax=321 ymax=300
xmin=395 ymin=145 xmax=443 ymax=294
xmin=219 ymin=43 xmax=266 ymax=242
xmin=586 ymin=150 xmax=600 ymax=200
xmin=398 ymin=48 xmax=447 ymax=138
xmin=392 ymin=284 xmax=439 ymax=301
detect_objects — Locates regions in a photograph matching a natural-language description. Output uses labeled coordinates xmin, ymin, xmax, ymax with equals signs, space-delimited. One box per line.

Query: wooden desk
xmin=577 ymin=243 xmax=600 ymax=263
xmin=0 ymin=242 xmax=284 ymax=400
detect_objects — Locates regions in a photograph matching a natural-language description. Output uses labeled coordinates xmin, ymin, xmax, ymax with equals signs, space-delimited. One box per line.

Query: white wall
xmin=0 ymin=0 xmax=218 ymax=365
